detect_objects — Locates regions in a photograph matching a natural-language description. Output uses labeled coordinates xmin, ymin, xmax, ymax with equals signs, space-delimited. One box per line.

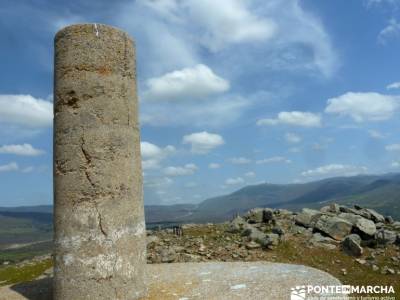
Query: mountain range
xmin=1 ymin=173 xmax=399 ymax=245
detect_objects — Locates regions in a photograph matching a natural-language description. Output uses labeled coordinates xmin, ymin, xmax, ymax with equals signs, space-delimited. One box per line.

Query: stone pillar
xmin=53 ymin=24 xmax=146 ymax=299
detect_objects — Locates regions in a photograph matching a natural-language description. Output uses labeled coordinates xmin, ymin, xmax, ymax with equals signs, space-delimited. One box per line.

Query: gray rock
xmin=337 ymin=212 xmax=362 ymax=225
xmin=244 ymin=208 xmax=264 ymax=223
xmin=385 ymin=216 xmax=394 ymax=224
xmin=376 ymin=230 xmax=397 ymax=245
xmin=263 ymin=208 xmax=275 ymax=223
xmin=364 ymin=208 xmax=385 ymax=223
xmin=355 ymin=217 xmax=376 ymax=237
xmin=272 ymin=226 xmax=285 ymax=236
xmin=329 ymin=203 xmax=340 ymax=213
xmin=295 ymin=208 xmax=322 ymax=228
xmin=392 ymin=221 xmax=400 ymax=229
xmin=314 ymin=215 xmax=353 ymax=240
xmin=160 ymin=248 xmax=176 ymax=263
xmin=310 ymin=232 xmax=336 ymax=244
xmin=342 ymin=234 xmax=363 ymax=257
xmin=320 ymin=206 xmax=331 ymax=213
xmin=242 ymin=224 xmax=266 ymax=242
xmin=264 ymin=233 xmax=280 ymax=246
xmin=228 ymin=216 xmax=247 ymax=233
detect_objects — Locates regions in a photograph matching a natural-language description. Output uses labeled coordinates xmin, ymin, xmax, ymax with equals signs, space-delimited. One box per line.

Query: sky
xmin=1 ymin=0 xmax=400 ymax=206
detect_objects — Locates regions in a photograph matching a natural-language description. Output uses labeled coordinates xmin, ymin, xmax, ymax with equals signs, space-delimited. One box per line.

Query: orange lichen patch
xmin=97 ymin=66 xmax=112 ymax=76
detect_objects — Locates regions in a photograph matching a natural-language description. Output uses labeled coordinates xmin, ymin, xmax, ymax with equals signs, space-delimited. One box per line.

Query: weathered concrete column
xmin=53 ymin=24 xmax=146 ymax=299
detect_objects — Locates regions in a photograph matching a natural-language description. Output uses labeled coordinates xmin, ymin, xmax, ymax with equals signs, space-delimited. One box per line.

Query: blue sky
xmin=1 ymin=0 xmax=400 ymax=206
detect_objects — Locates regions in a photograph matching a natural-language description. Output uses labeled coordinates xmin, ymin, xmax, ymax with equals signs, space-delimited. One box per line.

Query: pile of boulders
xmin=294 ymin=203 xmax=400 ymax=257
xmin=226 ymin=208 xmax=290 ymax=249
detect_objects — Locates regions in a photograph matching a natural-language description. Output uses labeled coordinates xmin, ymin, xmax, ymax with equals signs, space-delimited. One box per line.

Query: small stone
xmin=341 ymin=268 xmax=347 ymax=275
xmin=372 ymin=265 xmax=379 ymax=271
xmin=342 ymin=234 xmax=363 ymax=257
xmin=246 ymin=241 xmax=261 ymax=250
xmin=355 ymin=258 xmax=366 ymax=265
xmin=381 ymin=266 xmax=395 ymax=275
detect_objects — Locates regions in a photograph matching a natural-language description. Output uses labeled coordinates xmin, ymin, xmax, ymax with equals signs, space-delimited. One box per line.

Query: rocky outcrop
xmin=314 ymin=216 xmax=353 ymax=240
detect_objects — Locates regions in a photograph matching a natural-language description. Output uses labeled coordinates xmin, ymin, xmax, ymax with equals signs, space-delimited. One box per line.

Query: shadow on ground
xmin=9 ymin=277 xmax=51 ymax=300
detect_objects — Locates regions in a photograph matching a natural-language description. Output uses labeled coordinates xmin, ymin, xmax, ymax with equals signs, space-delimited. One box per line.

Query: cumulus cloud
xmin=378 ymin=18 xmax=400 ymax=44
xmin=257 ymin=111 xmax=321 ymax=127
xmin=391 ymin=161 xmax=400 ymax=168
xmin=140 ymin=141 xmax=175 ymax=170
xmin=0 ymin=95 xmax=53 ymax=128
xmin=0 ymin=162 xmax=19 ymax=172
xmin=229 ymin=157 xmax=252 ymax=164
xmin=256 ymin=156 xmax=291 ymax=164
xmin=301 ymin=164 xmax=368 ymax=177
xmin=163 ymin=163 xmax=198 ymax=176
xmin=385 ymin=144 xmax=400 ymax=151
xmin=0 ymin=144 xmax=45 ymax=156
xmin=184 ymin=0 xmax=277 ymax=51
xmin=325 ymin=92 xmax=400 ymax=122
xmin=182 ymin=131 xmax=225 ymax=154
xmin=225 ymin=177 xmax=245 ymax=185
xmin=143 ymin=64 xmax=230 ymax=102
xmin=285 ymin=132 xmax=302 ymax=143
xmin=208 ymin=163 xmax=221 ymax=169
xmin=386 ymin=81 xmax=400 ymax=90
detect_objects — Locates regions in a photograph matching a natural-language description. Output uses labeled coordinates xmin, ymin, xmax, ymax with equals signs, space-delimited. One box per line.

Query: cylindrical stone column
xmin=53 ymin=24 xmax=146 ymax=299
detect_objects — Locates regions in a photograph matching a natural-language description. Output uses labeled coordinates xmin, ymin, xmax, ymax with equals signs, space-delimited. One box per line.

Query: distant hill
xmin=182 ymin=173 xmax=400 ymax=222
xmin=1 ymin=173 xmax=399 ymax=236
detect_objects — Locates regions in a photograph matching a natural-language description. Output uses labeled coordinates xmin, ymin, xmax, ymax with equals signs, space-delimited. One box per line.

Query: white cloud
xmin=301 ymin=164 xmax=368 ymax=177
xmin=368 ymin=130 xmax=386 ymax=139
xmin=378 ymin=18 xmax=400 ymax=44
xmin=143 ymin=64 xmax=229 ymax=102
xmin=386 ymin=81 xmax=400 ymax=89
xmin=208 ymin=163 xmax=221 ymax=169
xmin=385 ymin=144 xmax=400 ymax=151
xmin=163 ymin=163 xmax=198 ymax=176
xmin=229 ymin=157 xmax=252 ymax=164
xmin=256 ymin=156 xmax=291 ymax=164
xmin=182 ymin=131 xmax=225 ymax=154
xmin=244 ymin=171 xmax=256 ymax=177
xmin=0 ymin=95 xmax=53 ymax=128
xmin=285 ymin=132 xmax=302 ymax=143
xmin=184 ymin=0 xmax=277 ymax=51
xmin=257 ymin=111 xmax=321 ymax=127
xmin=225 ymin=177 xmax=245 ymax=185
xmin=0 ymin=144 xmax=45 ymax=156
xmin=0 ymin=162 xmax=19 ymax=172
xmin=325 ymin=92 xmax=400 ymax=122
xmin=140 ymin=141 xmax=175 ymax=170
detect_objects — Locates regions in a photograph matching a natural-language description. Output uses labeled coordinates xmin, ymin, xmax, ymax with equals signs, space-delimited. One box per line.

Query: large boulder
xmin=375 ymin=229 xmax=397 ymax=245
xmin=314 ymin=215 xmax=352 ymax=240
xmin=295 ymin=208 xmax=322 ymax=228
xmin=227 ymin=216 xmax=247 ymax=233
xmin=355 ymin=218 xmax=377 ymax=237
xmin=264 ymin=233 xmax=280 ymax=247
xmin=342 ymin=234 xmax=363 ymax=257
xmin=364 ymin=208 xmax=385 ymax=223
xmin=244 ymin=208 xmax=264 ymax=223
xmin=339 ymin=206 xmax=371 ymax=219
xmin=242 ymin=224 xmax=266 ymax=242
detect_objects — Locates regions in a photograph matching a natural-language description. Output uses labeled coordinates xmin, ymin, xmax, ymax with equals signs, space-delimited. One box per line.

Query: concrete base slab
xmin=0 ymin=262 xmax=345 ymax=300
